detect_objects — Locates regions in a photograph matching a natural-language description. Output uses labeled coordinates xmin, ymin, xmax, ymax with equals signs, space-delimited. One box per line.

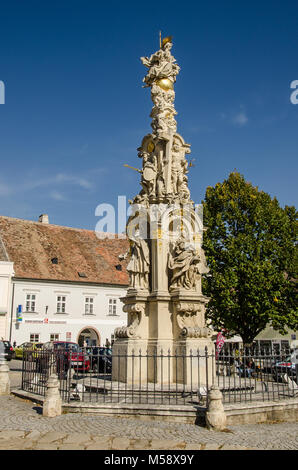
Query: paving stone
xmin=130 ymin=439 xmax=151 ymax=450
xmin=184 ymin=443 xmax=204 ymax=450
xmin=25 ymin=430 xmax=43 ymax=441
xmin=202 ymin=443 xmax=221 ymax=450
xmin=85 ymin=442 xmax=110 ymax=450
xmin=33 ymin=443 xmax=60 ymax=450
xmin=62 ymin=433 xmax=93 ymax=445
xmin=220 ymin=444 xmax=251 ymax=450
xmin=173 ymin=442 xmax=187 ymax=449
xmin=89 ymin=436 xmax=111 ymax=445
xmin=0 ymin=430 xmax=26 ymax=440
xmin=85 ymin=436 xmax=112 ymax=450
xmin=38 ymin=431 xmax=68 ymax=443
xmin=110 ymin=437 xmax=131 ymax=450
xmin=0 ymin=438 xmax=33 ymax=450
xmin=91 ymin=435 xmax=111 ymax=442
xmin=150 ymin=439 xmax=185 ymax=450
xmin=58 ymin=444 xmax=86 ymax=450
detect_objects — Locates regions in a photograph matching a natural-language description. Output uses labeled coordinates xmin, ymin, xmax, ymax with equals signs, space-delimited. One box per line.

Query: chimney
xmin=38 ymin=214 xmax=49 ymax=224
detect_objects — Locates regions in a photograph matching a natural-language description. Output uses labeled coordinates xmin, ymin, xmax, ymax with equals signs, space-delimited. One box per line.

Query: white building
xmin=0 ymin=262 xmax=14 ymax=340
xmin=0 ymin=215 xmax=129 ymax=347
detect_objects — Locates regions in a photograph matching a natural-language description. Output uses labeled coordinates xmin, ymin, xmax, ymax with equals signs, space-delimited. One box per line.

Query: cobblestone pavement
xmin=0 ymin=360 xmax=297 ymax=451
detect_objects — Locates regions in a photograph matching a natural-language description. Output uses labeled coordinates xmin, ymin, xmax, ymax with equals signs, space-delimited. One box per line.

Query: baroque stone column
xmin=112 ymin=36 xmax=214 ymax=386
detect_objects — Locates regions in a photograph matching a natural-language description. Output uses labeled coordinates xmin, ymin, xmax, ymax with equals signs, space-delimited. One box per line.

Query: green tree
xmin=202 ymin=172 xmax=298 ymax=344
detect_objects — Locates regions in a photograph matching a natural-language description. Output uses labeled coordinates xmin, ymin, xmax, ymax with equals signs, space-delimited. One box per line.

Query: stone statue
xmin=156 ymin=170 xmax=166 ymax=198
xmin=141 ymin=38 xmax=180 ymax=88
xmin=119 ymin=231 xmax=150 ymax=289
xmin=141 ymin=155 xmax=158 ymax=197
xmin=171 ymin=145 xmax=182 ymax=194
xmin=179 ymin=175 xmax=191 ymax=202
xmin=170 ymin=137 xmax=190 ymax=198
xmin=168 ymin=237 xmax=201 ymax=290
xmin=141 ymin=37 xmax=180 ymax=137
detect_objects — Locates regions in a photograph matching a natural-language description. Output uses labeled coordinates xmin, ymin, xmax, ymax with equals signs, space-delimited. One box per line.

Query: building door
xmin=78 ymin=328 xmax=100 ymax=347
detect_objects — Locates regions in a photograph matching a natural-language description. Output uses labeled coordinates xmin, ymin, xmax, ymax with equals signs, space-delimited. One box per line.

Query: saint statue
xmin=168 ymin=237 xmax=201 ymax=290
xmin=119 ymin=230 xmax=150 ymax=289
xmin=140 ymin=37 xmax=180 ymax=89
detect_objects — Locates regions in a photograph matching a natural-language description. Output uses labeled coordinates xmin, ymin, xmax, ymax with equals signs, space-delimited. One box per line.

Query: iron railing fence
xmin=21 ymin=347 xmax=72 ymax=400
xmin=215 ymin=347 xmax=297 ymax=404
xmin=20 ymin=346 xmax=298 ymax=406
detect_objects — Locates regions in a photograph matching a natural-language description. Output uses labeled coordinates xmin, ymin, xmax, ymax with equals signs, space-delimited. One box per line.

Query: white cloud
xmin=232 ymin=112 xmax=249 ymax=127
xmin=0 ymin=171 xmax=95 ymax=201
xmin=219 ymin=108 xmax=249 ymax=127
xmin=50 ymin=190 xmax=66 ymax=201
xmin=54 ymin=173 xmax=93 ymax=189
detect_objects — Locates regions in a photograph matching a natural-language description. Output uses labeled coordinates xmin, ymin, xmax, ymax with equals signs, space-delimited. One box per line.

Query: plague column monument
xmin=113 ymin=37 xmax=214 ymax=385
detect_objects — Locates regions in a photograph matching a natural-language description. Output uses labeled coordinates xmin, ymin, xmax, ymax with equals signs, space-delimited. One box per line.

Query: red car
xmin=43 ymin=341 xmax=90 ymax=373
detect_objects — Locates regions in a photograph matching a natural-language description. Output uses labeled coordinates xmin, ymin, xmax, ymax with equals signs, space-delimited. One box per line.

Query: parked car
xmin=14 ymin=342 xmax=44 ymax=360
xmin=42 ymin=341 xmax=90 ymax=374
xmin=0 ymin=340 xmax=14 ymax=361
xmin=14 ymin=342 xmax=34 ymax=359
xmin=86 ymin=347 xmax=112 ymax=373
xmin=30 ymin=343 xmax=44 ymax=359
xmin=272 ymin=356 xmax=297 ymax=383
xmin=43 ymin=341 xmax=79 ymax=352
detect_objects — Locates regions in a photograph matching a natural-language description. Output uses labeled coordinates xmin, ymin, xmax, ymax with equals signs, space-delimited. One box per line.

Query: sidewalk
xmin=0 ymin=395 xmax=297 ymax=450
xmin=0 ymin=429 xmax=254 ymax=451
xmin=1 ymin=361 xmax=297 ymax=450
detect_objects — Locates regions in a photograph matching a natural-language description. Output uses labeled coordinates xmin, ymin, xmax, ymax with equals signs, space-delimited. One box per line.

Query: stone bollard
xmin=205 ymin=385 xmax=227 ymax=431
xmin=0 ymin=361 xmax=10 ymax=396
xmin=42 ymin=374 xmax=62 ymax=417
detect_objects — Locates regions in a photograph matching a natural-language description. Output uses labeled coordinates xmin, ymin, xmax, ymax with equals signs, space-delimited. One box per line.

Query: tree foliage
xmin=202 ymin=172 xmax=298 ymax=344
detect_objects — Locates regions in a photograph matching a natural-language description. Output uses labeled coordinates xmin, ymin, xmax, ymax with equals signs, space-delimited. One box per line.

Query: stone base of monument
xmin=112 ymin=339 xmax=149 ymax=385
xmin=173 ymin=339 xmax=214 ymax=387
xmin=112 ymin=338 xmax=214 ymax=387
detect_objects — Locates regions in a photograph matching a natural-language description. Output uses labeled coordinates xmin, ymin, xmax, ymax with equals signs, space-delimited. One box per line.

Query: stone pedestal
xmin=113 ymin=286 xmax=214 ymax=387
xmin=0 ymin=361 xmax=10 ymax=396
xmin=173 ymin=339 xmax=214 ymax=387
xmin=42 ymin=374 xmax=62 ymax=417
xmin=206 ymin=385 xmax=227 ymax=431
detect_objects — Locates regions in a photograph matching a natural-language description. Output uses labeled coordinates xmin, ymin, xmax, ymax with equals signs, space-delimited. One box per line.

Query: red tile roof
xmin=0 ymin=216 xmax=129 ymax=286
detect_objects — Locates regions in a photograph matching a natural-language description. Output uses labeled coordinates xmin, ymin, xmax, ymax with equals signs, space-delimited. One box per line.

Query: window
xmin=50 ymin=333 xmax=59 ymax=341
xmin=85 ymin=297 xmax=94 ymax=315
xmin=108 ymin=298 xmax=117 ymax=316
xmin=26 ymin=294 xmax=36 ymax=312
xmin=57 ymin=296 xmax=66 ymax=313
xmin=30 ymin=333 xmax=39 ymax=343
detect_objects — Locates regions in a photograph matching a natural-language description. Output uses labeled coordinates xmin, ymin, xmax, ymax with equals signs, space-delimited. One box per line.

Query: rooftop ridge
xmin=0 ymin=215 xmax=126 ymax=238
xmin=0 ymin=215 xmax=129 ymax=285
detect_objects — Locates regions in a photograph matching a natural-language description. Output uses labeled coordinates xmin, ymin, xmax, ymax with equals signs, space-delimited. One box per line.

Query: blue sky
xmin=0 ymin=0 xmax=297 ymax=230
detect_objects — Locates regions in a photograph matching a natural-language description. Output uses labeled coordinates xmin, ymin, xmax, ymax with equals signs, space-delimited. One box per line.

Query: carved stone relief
xmin=114 ymin=304 xmax=145 ymax=339
xmin=175 ymin=303 xmax=212 ymax=339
